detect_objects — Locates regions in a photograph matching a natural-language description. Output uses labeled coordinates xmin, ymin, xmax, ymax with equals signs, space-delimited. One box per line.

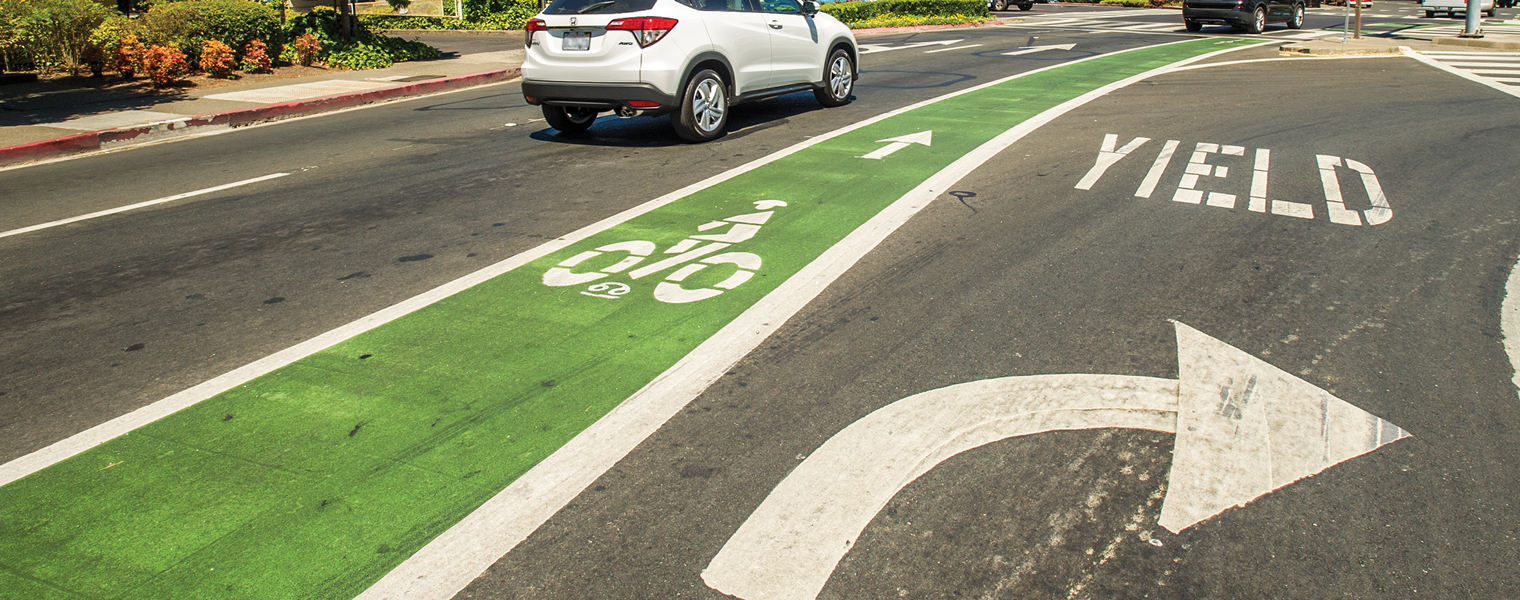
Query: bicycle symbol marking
xmin=543 ymin=200 xmax=788 ymax=304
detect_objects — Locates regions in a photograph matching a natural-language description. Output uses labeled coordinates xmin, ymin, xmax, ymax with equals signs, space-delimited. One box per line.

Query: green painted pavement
xmin=0 ymin=39 xmax=1247 ymax=600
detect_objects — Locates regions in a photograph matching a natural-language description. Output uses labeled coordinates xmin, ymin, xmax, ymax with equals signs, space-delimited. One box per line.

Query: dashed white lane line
xmin=925 ymin=44 xmax=984 ymax=53
xmin=0 ymin=173 xmax=291 ymax=240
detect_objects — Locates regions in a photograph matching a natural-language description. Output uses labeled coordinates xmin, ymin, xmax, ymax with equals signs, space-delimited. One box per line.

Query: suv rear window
xmin=543 ymin=0 xmax=659 ymax=13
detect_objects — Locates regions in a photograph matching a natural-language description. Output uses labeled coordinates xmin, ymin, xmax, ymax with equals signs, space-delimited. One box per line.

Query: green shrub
xmin=284 ymin=5 xmax=343 ymax=46
xmin=358 ymin=0 xmax=538 ymax=30
xmin=326 ymin=42 xmax=391 ymax=69
xmin=819 ymin=0 xmax=988 ymax=27
xmin=17 ymin=0 xmax=117 ymax=75
xmin=142 ymin=0 xmax=280 ymax=64
xmin=849 ymin=12 xmax=986 ymax=28
xmin=286 ymin=7 xmax=440 ymax=68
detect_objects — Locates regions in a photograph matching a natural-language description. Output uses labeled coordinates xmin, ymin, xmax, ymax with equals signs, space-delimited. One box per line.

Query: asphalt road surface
xmin=1 ymin=15 xmax=1517 ymax=600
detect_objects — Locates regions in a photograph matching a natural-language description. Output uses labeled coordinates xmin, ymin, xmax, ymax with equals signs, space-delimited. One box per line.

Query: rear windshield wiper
xmin=577 ymin=1 xmax=617 ymax=12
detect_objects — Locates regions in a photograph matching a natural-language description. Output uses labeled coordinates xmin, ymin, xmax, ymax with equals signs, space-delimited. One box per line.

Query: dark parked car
xmin=990 ymin=0 xmax=1045 ymax=10
xmin=1183 ymin=0 xmax=1305 ymax=32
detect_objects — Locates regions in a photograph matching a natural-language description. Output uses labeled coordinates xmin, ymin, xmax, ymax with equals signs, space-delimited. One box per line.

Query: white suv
xmin=522 ymin=0 xmax=859 ymax=142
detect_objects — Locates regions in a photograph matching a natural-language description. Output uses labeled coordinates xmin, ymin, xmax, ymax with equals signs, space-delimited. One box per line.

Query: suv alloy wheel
xmin=1245 ymin=4 xmax=1266 ymax=33
xmin=814 ymin=49 xmax=854 ymax=107
xmin=674 ymin=69 xmax=729 ymax=142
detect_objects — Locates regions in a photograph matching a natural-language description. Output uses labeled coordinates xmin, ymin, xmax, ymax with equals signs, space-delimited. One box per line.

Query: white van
xmin=1420 ymin=0 xmax=1497 ymax=18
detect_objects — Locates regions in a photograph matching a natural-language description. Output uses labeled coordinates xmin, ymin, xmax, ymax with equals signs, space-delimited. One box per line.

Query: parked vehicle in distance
xmin=521 ymin=0 xmax=859 ymax=142
xmin=1182 ymin=0 xmax=1306 ymax=33
xmin=1420 ymin=0 xmax=1496 ymax=17
xmin=990 ymin=0 xmax=1044 ymax=11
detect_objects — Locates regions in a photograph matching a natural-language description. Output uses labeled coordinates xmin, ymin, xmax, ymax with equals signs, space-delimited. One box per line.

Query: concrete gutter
xmin=1431 ymin=35 xmax=1520 ymax=50
xmin=0 ymin=66 xmax=520 ymax=167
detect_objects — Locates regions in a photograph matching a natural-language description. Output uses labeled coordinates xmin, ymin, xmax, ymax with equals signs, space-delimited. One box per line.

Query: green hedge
xmin=287 ymin=7 xmax=441 ymax=69
xmin=141 ymin=0 xmax=281 ymax=63
xmin=358 ymin=0 xmax=537 ymax=30
xmin=819 ymin=0 xmax=989 ymax=26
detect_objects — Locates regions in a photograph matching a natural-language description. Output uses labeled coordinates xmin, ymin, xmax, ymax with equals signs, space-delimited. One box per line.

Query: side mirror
xmin=802 ymin=0 xmax=819 ymax=15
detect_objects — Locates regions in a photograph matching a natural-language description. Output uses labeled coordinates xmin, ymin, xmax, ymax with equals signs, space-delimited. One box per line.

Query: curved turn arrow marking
xmin=702 ymin=321 xmax=1409 ymax=600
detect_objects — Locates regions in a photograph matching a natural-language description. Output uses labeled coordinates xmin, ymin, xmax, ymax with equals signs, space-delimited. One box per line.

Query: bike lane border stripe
xmin=357 ymin=37 xmax=1275 ymax=600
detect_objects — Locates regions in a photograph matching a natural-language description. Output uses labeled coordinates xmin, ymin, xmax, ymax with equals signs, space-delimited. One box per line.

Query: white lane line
xmin=1422 ymin=50 xmax=1520 ymax=56
xmin=1506 ymin=253 xmax=1520 ymax=393
xmin=0 ymin=173 xmax=290 ymax=240
xmin=353 ymin=38 xmax=1275 ymax=600
xmin=925 ymin=44 xmax=984 ymax=53
xmin=1409 ymin=50 xmax=1520 ymax=99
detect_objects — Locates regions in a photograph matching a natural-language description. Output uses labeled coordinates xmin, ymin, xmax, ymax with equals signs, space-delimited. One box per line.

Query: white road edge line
xmin=0 ymin=173 xmax=290 ymax=239
xmin=1408 ymin=49 xmax=1520 ymax=99
xmin=354 ymin=38 xmax=1274 ymax=600
xmin=1507 ymin=254 xmax=1520 ymax=393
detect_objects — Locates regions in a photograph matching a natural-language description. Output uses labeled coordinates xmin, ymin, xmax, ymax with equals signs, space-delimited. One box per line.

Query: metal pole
xmin=1342 ymin=0 xmax=1350 ymax=43
xmin=1461 ymin=0 xmax=1484 ymax=36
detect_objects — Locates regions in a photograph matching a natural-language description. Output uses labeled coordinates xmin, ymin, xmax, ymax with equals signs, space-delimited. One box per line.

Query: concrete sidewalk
xmin=0 ymin=31 xmax=524 ymax=167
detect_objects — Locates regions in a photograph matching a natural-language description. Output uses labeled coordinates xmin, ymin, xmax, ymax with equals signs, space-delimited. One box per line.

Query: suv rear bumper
xmin=522 ymin=80 xmax=679 ymax=110
xmin=1183 ymin=6 xmax=1251 ymax=24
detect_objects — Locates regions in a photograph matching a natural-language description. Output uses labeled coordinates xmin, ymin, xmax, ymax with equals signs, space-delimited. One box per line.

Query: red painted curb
xmin=0 ymin=66 xmax=520 ymax=167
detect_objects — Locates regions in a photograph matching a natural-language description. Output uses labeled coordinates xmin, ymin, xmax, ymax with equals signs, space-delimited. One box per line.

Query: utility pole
xmin=1354 ymin=0 xmax=1362 ymax=38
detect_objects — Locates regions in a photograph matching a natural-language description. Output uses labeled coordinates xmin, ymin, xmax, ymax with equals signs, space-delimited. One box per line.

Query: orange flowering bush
xmin=240 ymin=39 xmax=271 ymax=73
xmin=143 ymin=45 xmax=188 ymax=88
xmin=114 ymin=34 xmax=145 ymax=79
xmin=199 ymin=39 xmax=235 ymax=78
xmin=292 ymin=33 xmax=321 ymax=67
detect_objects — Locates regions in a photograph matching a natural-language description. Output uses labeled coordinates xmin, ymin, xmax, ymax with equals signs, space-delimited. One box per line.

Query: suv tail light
xmin=525 ymin=19 xmax=547 ymax=48
xmin=605 ymin=17 xmax=678 ymax=48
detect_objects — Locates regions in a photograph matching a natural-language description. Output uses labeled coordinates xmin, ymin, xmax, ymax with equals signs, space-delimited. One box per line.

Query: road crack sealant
xmin=0 ymin=38 xmax=1260 ymax=600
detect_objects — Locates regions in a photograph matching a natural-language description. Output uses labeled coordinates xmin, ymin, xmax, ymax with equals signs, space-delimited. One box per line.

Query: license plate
xmin=562 ymin=31 xmax=591 ymax=51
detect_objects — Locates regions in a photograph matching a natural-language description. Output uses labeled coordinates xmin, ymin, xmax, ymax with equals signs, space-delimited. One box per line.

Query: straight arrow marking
xmin=702 ymin=321 xmax=1408 ymax=600
xmin=860 ymin=131 xmax=933 ymax=160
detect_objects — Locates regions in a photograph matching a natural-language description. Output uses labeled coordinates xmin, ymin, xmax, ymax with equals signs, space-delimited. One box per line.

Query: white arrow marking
xmin=859 ymin=131 xmax=932 ymax=160
xmin=858 ymin=39 xmax=963 ymax=54
xmin=1002 ymin=43 xmax=1078 ymax=56
xmin=702 ymin=321 xmax=1408 ymax=600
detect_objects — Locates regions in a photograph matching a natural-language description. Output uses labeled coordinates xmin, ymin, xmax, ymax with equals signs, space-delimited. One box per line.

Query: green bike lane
xmin=0 ymin=38 xmax=1253 ymax=599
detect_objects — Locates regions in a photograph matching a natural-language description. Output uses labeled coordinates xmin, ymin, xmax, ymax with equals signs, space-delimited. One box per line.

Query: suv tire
xmin=992 ymin=0 xmax=1007 ymax=10
xmin=1287 ymin=2 xmax=1304 ymax=28
xmin=814 ymin=49 xmax=854 ymax=108
xmin=1245 ymin=4 xmax=1266 ymax=33
xmin=1184 ymin=18 xmax=1203 ymax=31
xmin=673 ymin=69 xmax=728 ymax=143
xmin=543 ymin=106 xmax=598 ymax=134
xmin=1018 ymin=2 xmax=1033 ymax=9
